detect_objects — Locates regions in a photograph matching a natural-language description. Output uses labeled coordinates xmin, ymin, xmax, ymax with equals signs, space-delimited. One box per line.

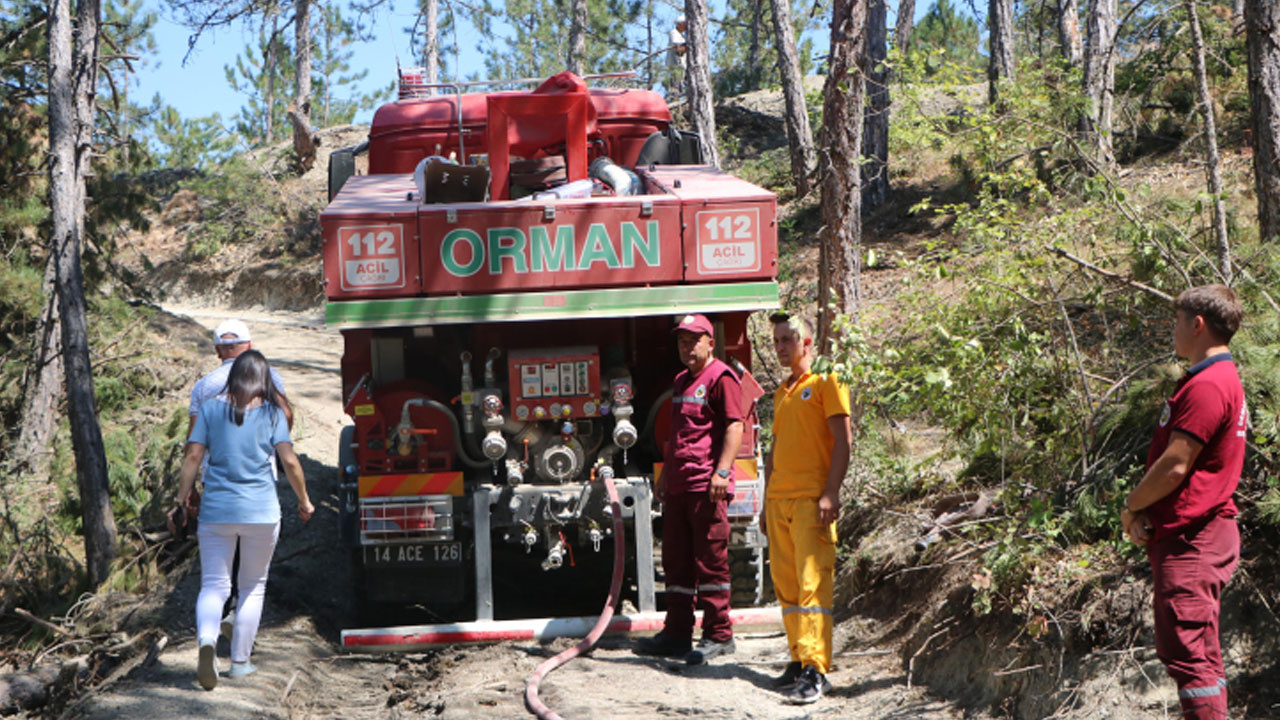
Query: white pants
xmin=197 ymin=522 xmax=279 ymax=663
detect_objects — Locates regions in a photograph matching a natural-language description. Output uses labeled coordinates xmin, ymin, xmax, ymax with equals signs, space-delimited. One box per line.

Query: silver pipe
xmin=419 ymin=398 xmax=491 ymax=469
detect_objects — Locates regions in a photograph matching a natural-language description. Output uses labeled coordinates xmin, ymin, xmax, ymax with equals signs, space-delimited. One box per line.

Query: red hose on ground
xmin=525 ymin=467 xmax=627 ymax=720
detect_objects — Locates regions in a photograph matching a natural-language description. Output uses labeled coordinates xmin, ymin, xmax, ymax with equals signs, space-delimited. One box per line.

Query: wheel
xmin=730 ymin=546 xmax=770 ymax=607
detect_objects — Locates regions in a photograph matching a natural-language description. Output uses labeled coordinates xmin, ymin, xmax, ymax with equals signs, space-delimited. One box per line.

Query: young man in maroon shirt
xmin=635 ymin=313 xmax=744 ymax=665
xmin=1122 ymin=284 xmax=1246 ymax=720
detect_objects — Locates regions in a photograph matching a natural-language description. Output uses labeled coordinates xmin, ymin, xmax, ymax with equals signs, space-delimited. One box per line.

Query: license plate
xmin=364 ymin=542 xmax=462 ymax=567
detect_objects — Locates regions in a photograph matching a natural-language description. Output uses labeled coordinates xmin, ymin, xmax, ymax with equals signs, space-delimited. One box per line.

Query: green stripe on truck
xmin=325 ymin=281 xmax=780 ymax=329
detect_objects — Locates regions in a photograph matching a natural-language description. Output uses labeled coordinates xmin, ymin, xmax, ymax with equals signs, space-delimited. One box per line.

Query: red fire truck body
xmin=323 ymin=72 xmax=778 ymax=622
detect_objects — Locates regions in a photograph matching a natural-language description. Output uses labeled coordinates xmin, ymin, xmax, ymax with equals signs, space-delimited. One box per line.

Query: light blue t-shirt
xmin=190 ymin=396 xmax=291 ymax=524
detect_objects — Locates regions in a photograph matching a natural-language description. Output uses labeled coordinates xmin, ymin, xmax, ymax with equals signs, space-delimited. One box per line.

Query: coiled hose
xmin=524 ymin=466 xmax=626 ymax=720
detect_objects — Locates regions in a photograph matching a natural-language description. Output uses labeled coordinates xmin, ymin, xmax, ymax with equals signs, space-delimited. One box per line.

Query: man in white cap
xmin=667 ymin=15 xmax=687 ymax=72
xmin=186 ymin=319 xmax=291 ymax=636
xmin=188 ymin=319 xmax=290 ymax=436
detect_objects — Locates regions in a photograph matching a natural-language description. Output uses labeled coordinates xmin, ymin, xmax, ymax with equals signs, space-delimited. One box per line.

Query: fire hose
xmin=524 ymin=465 xmax=625 ymax=720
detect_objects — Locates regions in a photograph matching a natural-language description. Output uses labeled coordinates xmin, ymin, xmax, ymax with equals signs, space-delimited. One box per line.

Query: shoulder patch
xmin=800 ymin=386 xmax=813 ymax=401
xmin=1158 ymin=401 xmax=1171 ymax=428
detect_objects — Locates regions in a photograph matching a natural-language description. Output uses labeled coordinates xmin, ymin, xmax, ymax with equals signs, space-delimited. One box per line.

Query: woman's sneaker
xmin=197 ymin=643 xmax=218 ymax=690
xmin=227 ymin=661 xmax=258 ymax=679
xmin=784 ymin=665 xmax=831 ymax=704
xmin=773 ymin=661 xmax=803 ymax=689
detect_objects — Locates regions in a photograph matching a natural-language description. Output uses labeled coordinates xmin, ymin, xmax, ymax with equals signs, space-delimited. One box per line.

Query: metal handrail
xmin=396 ymin=71 xmax=642 ymax=164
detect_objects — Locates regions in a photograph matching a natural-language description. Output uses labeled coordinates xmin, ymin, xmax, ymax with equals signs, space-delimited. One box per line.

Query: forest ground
xmin=66 ymin=304 xmax=987 ymax=720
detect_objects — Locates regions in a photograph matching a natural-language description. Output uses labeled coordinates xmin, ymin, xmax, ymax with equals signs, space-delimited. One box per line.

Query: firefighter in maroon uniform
xmin=635 ymin=313 xmax=744 ymax=665
xmin=1122 ymin=284 xmax=1246 ymax=720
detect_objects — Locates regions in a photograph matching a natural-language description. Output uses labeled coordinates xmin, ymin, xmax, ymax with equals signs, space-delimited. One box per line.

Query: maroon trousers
xmin=1148 ymin=514 xmax=1239 ymax=720
xmin=661 ymin=491 xmax=733 ymax=643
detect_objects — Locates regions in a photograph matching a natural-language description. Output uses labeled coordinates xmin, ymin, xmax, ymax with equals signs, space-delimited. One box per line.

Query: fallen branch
xmin=991 ymin=663 xmax=1043 ymax=677
xmin=906 ymin=618 xmax=955 ymax=689
xmin=12 ymin=608 xmax=73 ymax=638
xmin=280 ymin=669 xmax=300 ymax=702
xmin=1046 ymin=247 xmax=1174 ymax=302
xmin=54 ymin=631 xmax=164 ymax=720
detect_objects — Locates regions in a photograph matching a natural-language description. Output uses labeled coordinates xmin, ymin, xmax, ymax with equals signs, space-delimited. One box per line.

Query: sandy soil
xmin=64 ymin=303 xmax=984 ymax=720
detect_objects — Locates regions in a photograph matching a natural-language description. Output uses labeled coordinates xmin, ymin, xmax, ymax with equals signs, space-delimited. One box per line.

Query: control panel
xmin=507 ymin=347 xmax=602 ymax=420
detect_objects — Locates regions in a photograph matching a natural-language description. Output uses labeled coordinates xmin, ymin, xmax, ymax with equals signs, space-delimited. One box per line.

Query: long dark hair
xmin=222 ymin=350 xmax=279 ymax=426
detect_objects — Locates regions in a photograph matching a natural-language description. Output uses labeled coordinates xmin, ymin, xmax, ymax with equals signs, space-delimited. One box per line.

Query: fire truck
xmin=323 ymin=71 xmax=778 ymax=631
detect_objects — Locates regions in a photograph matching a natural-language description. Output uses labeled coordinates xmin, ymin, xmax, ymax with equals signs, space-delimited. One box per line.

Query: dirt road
xmin=72 ymin=304 xmax=981 ymax=720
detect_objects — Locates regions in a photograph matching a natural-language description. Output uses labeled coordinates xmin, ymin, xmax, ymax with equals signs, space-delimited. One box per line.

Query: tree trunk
xmin=292 ymin=0 xmax=317 ymax=170
xmin=863 ymin=0 xmax=890 ymax=211
xmin=265 ymin=13 xmax=279 ymax=145
xmin=988 ymin=0 xmax=1015 ymax=105
xmin=424 ymin=0 xmax=439 ymax=92
xmin=568 ymin=0 xmax=586 ymax=75
xmin=818 ymin=0 xmax=865 ymax=348
xmin=895 ymin=0 xmax=916 ymax=53
xmin=49 ymin=0 xmax=117 ymax=587
xmin=1185 ymin=0 xmax=1232 ymax=281
xmin=748 ymin=0 xmax=763 ymax=85
xmin=1246 ymin=0 xmax=1280 ymax=243
xmin=13 ymin=252 xmax=62 ymax=478
xmin=770 ymin=0 xmax=817 ymax=197
xmin=1082 ymin=0 xmax=1117 ymax=167
xmin=684 ymin=0 xmax=720 ymax=167
xmin=1057 ymin=0 xmax=1082 ymax=68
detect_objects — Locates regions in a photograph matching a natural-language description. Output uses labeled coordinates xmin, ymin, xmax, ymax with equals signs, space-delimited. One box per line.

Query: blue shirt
xmin=189 ymin=358 xmax=286 ymax=478
xmin=190 ymin=396 xmax=291 ymax=524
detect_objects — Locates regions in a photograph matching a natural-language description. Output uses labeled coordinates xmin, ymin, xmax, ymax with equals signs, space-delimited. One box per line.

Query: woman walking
xmin=169 ymin=350 xmax=314 ymax=690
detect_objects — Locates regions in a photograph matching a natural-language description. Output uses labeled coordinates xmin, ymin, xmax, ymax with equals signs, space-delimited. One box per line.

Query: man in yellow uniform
xmin=764 ymin=313 xmax=852 ymax=704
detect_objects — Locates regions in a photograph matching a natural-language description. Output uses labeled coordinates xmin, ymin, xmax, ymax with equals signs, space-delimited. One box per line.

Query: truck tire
xmin=729 ymin=546 xmax=769 ymax=607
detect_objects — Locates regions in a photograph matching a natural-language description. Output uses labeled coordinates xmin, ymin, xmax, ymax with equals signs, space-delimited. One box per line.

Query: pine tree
xmin=465 ymin=0 xmax=641 ymax=83
xmin=910 ymin=0 xmax=982 ymax=73
xmin=225 ymin=24 xmax=296 ymax=146
xmin=151 ymin=102 xmax=234 ymax=167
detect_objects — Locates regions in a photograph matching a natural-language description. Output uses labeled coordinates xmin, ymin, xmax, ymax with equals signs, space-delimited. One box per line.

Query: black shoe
xmin=634 ymin=632 xmax=692 ymax=658
xmin=685 ymin=637 xmax=736 ymax=665
xmin=773 ymin=661 xmax=802 ymax=689
xmin=784 ymin=665 xmax=831 ymax=704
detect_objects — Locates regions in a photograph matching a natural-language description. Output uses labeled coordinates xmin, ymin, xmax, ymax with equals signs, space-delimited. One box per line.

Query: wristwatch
xmin=715 ymin=468 xmax=731 ymax=479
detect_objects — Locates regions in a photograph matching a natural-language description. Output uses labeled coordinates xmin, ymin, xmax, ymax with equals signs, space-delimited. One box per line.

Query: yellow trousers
xmin=766 ymin=496 xmax=836 ymax=674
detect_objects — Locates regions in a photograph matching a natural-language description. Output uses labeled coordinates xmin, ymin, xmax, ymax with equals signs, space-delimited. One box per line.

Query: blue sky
xmin=134 ymin=0 xmax=937 ymax=127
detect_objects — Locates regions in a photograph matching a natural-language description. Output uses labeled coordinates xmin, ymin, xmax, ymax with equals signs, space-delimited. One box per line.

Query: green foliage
xmin=317 ymin=5 xmax=391 ymax=127
xmin=825 ymin=52 xmax=1280 ymax=616
xmin=151 ymin=102 xmax=235 ymax=169
xmin=909 ymin=0 xmax=983 ymax=75
xmin=179 ymin=154 xmax=322 ymax=261
xmin=221 ymin=5 xmax=388 ymax=150
xmin=710 ymin=0 xmax=818 ymax=97
xmin=464 ymin=0 xmax=642 ymax=84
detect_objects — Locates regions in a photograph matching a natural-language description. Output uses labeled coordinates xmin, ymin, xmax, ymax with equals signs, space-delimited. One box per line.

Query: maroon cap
xmin=672 ymin=313 xmax=713 ymax=336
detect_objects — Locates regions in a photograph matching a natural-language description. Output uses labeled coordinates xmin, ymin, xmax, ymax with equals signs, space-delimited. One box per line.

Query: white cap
xmin=676 ymin=14 xmax=686 ymax=24
xmin=213 ymin=319 xmax=251 ymax=345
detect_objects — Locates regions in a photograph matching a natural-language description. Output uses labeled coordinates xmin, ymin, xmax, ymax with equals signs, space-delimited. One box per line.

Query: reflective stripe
xmin=781 ymin=605 xmax=833 ymax=617
xmin=1218 ymin=678 xmax=1227 ymax=687
xmin=697 ymin=583 xmax=731 ymax=593
xmin=671 ymin=395 xmax=707 ymax=406
xmin=1179 ymin=684 xmax=1223 ymax=699
xmin=667 ymin=585 xmax=696 ymax=595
